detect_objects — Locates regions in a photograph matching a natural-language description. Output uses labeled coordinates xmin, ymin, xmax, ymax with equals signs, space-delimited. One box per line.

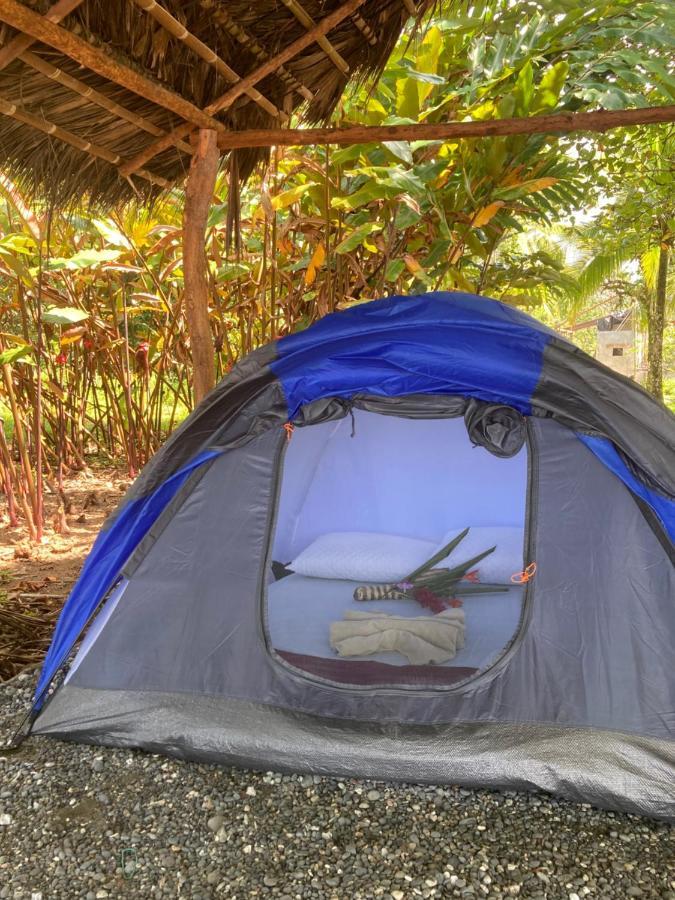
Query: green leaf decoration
xmin=404 ymin=528 xmax=470 ymax=582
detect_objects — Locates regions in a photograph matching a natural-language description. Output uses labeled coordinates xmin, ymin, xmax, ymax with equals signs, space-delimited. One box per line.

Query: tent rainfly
xmin=24 ymin=292 xmax=675 ymax=822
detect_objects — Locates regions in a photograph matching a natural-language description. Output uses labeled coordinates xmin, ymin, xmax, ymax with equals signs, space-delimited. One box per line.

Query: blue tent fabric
xmin=33 ymin=292 xmax=674 ymax=708
xmin=270 ymin=292 xmax=555 ymax=418
xmin=577 ymin=434 xmax=675 ymax=542
xmin=34 ymin=449 xmax=220 ymax=706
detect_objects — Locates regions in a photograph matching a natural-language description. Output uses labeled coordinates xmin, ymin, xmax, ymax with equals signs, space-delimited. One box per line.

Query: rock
xmin=0 ymin=672 xmax=671 ymax=900
xmin=207 ymin=815 xmax=224 ymax=832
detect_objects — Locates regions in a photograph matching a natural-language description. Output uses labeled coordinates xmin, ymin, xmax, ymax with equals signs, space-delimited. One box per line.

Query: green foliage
xmin=0 ymin=0 xmax=673 ymax=497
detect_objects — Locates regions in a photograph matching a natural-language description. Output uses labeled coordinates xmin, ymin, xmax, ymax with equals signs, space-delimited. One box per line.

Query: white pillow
xmin=289 ymin=532 xmax=437 ymax=583
xmin=437 ymin=526 xmax=525 ymax=584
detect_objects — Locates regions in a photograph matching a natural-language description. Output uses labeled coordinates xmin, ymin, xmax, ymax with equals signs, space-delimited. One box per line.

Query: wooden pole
xmin=0 ymin=0 xmax=228 ymax=133
xmin=0 ymin=0 xmax=84 ymax=72
xmin=118 ymin=0 xmax=367 ymax=176
xmin=183 ymin=129 xmax=219 ymax=406
xmin=214 ymin=105 xmax=675 ymax=150
xmin=279 ymin=0 xmax=350 ymax=74
xmin=130 ymin=0 xmax=287 ymax=122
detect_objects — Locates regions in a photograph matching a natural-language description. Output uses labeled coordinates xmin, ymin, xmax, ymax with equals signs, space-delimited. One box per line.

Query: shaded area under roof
xmin=0 ymin=0 xmax=433 ymax=206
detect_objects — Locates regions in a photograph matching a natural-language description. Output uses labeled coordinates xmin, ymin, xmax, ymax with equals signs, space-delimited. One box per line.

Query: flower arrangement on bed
xmin=353 ymin=527 xmax=508 ymax=612
xmin=279 ymin=528 xmax=522 ymax=669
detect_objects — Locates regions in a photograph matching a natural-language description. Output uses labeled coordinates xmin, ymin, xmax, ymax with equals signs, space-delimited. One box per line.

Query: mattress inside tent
xmin=267 ymin=574 xmax=524 ymax=684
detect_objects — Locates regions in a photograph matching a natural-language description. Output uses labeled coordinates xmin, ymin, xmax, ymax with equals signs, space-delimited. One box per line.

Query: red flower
xmin=412 ymin=586 xmax=447 ymax=615
xmin=463 ymin=569 xmax=480 ymax=583
xmin=55 ymin=352 xmax=68 ymax=365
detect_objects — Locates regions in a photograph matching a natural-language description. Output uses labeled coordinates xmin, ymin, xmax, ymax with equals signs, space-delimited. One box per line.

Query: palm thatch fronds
xmin=0 ymin=0 xmax=434 ymax=207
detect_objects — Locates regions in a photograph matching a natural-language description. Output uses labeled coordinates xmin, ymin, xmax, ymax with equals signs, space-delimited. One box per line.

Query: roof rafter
xmin=0 ymin=94 xmax=170 ymax=188
xmin=119 ymin=0 xmax=367 ymax=177
xmin=351 ymin=12 xmax=378 ymax=46
xmin=0 ymin=0 xmax=228 ymax=133
xmin=130 ymin=0 xmax=287 ymax=123
xmin=213 ymin=104 xmax=675 ymax=149
xmin=206 ymin=5 xmax=314 ymax=103
xmin=280 ymin=0 xmax=350 ymax=74
xmin=19 ymin=50 xmax=194 ymax=155
xmin=0 ymin=0 xmax=84 ymax=72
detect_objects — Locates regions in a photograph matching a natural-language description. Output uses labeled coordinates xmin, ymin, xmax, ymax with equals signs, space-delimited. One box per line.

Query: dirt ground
xmin=0 ymin=464 xmax=131 ymax=680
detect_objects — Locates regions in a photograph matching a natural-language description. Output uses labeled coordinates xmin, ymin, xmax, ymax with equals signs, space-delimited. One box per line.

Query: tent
xmin=28 ymin=292 xmax=675 ymax=821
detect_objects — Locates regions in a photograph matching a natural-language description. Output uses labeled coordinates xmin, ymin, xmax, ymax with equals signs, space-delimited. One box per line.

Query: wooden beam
xmin=209 ymin=6 xmax=314 ymax=103
xmin=183 ymin=129 xmax=219 ymax=405
xmin=280 ymin=0 xmax=349 ymax=75
xmin=0 ymin=0 xmax=228 ymax=133
xmin=119 ymin=0 xmax=367 ymax=176
xmin=0 ymin=94 xmax=171 ymax=188
xmin=130 ymin=0 xmax=287 ymax=122
xmin=214 ymin=105 xmax=675 ymax=150
xmin=0 ymin=0 xmax=84 ymax=72
xmin=19 ymin=51 xmax=194 ymax=155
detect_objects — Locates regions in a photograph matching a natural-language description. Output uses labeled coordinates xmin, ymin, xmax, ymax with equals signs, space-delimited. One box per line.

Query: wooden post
xmin=183 ymin=129 xmax=219 ymax=406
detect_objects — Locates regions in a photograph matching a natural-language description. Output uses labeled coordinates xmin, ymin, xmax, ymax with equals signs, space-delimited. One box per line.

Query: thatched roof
xmin=0 ymin=0 xmax=433 ymax=207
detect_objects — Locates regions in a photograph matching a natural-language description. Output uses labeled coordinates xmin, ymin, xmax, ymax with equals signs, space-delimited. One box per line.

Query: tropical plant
xmin=0 ymin=0 xmax=673 ymax=541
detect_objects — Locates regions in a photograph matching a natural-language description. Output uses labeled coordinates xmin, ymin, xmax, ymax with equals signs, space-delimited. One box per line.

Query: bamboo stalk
xmin=210 ymin=7 xmax=314 ymax=102
xmin=119 ymin=0 xmax=367 ymax=176
xmin=0 ymin=0 xmax=229 ymax=133
xmin=19 ymin=50 xmax=194 ymax=154
xmin=280 ymin=0 xmax=350 ymax=74
xmin=130 ymin=0 xmax=287 ymax=122
xmin=351 ymin=12 xmax=378 ymax=46
xmin=0 ymin=94 xmax=172 ymax=189
xmin=214 ymin=105 xmax=675 ymax=150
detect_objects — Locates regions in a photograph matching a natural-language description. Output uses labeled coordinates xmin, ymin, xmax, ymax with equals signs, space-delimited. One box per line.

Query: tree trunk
xmin=646 ymin=243 xmax=669 ymax=401
xmin=183 ymin=129 xmax=219 ymax=406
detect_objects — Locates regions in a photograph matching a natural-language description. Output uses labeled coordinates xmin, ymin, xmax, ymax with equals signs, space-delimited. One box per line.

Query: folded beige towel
xmin=329 ymin=609 xmax=465 ymax=666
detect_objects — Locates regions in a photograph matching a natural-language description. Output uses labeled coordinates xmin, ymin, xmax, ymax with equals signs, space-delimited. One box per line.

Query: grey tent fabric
xmin=29 ymin=293 xmax=675 ymax=822
xmin=34 ymin=416 xmax=675 ymax=819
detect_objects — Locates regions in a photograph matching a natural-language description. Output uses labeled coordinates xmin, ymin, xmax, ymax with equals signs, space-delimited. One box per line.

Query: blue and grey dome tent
xmin=27 ymin=292 xmax=674 ymax=820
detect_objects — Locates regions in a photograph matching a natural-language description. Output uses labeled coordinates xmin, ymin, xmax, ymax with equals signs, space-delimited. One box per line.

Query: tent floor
xmin=34 ymin=685 xmax=675 ymax=822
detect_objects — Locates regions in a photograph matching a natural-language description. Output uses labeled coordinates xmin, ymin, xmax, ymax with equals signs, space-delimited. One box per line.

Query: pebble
xmin=0 ymin=673 xmax=672 ymax=897
xmin=207 ymin=814 xmax=224 ymax=832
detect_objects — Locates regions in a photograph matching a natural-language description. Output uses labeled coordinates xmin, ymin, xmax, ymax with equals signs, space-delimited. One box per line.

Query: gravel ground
xmin=0 ymin=674 xmax=673 ymax=900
